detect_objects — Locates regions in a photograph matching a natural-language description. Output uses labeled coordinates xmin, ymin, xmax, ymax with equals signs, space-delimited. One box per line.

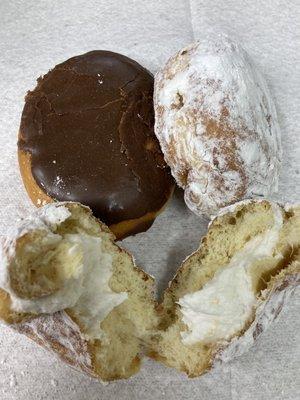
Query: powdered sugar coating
xmin=0 ymin=202 xmax=110 ymax=382
xmin=3 ymin=204 xmax=94 ymax=375
xmin=154 ymin=35 xmax=282 ymax=216
xmin=214 ymin=271 xmax=300 ymax=364
xmin=13 ymin=311 xmax=96 ymax=378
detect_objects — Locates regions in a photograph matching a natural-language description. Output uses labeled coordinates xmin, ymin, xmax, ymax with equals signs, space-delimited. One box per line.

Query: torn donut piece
xmin=150 ymin=200 xmax=300 ymax=377
xmin=0 ymin=202 xmax=158 ymax=381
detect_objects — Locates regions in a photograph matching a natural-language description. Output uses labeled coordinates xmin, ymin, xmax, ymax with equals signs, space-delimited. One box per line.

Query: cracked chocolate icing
xmin=18 ymin=51 xmax=174 ymax=235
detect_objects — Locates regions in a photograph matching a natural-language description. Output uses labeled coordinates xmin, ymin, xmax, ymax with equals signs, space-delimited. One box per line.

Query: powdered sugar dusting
xmin=0 ymin=202 xmax=128 ymax=341
xmin=214 ymin=270 xmax=300 ymax=364
xmin=154 ymin=34 xmax=282 ymax=216
xmin=14 ymin=311 xmax=96 ymax=377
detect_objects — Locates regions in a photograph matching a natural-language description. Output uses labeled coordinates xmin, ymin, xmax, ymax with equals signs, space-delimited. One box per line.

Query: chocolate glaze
xmin=19 ymin=51 xmax=174 ymax=231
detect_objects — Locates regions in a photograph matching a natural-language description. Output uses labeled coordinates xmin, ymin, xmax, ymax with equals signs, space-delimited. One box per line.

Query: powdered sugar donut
xmin=154 ymin=35 xmax=282 ymax=216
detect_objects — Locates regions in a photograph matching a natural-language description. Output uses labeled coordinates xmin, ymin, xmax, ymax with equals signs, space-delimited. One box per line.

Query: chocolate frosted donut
xmin=18 ymin=51 xmax=174 ymax=239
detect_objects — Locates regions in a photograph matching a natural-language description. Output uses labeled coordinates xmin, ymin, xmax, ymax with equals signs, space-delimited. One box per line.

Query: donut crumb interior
xmin=150 ymin=201 xmax=300 ymax=377
xmin=0 ymin=203 xmax=158 ymax=381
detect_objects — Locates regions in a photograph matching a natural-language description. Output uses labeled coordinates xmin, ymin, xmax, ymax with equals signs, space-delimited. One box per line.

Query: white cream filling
xmin=67 ymin=234 xmax=128 ymax=340
xmin=178 ymin=205 xmax=283 ymax=345
xmin=9 ymin=233 xmax=128 ymax=341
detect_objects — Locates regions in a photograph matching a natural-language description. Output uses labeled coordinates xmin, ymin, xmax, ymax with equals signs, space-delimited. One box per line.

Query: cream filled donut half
xmin=150 ymin=200 xmax=300 ymax=377
xmin=0 ymin=202 xmax=158 ymax=382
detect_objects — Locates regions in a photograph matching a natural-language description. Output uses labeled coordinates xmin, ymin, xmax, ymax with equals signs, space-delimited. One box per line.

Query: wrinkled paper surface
xmin=0 ymin=1 xmax=299 ymax=399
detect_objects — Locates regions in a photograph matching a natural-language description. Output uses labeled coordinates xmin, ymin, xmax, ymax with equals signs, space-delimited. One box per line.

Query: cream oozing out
xmin=1 ymin=204 xmax=128 ymax=341
xmin=178 ymin=204 xmax=283 ymax=345
xmin=67 ymin=233 xmax=128 ymax=340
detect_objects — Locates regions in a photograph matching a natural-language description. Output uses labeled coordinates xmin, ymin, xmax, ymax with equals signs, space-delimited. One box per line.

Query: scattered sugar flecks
xmin=97 ymin=73 xmax=104 ymax=84
xmin=54 ymin=176 xmax=63 ymax=186
xmin=50 ymin=379 xmax=58 ymax=387
xmin=9 ymin=373 xmax=17 ymax=387
xmin=37 ymin=198 xmax=49 ymax=206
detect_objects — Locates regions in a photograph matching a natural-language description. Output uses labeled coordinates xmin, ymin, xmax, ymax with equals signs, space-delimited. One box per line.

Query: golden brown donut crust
xmin=18 ymin=146 xmax=173 ymax=240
